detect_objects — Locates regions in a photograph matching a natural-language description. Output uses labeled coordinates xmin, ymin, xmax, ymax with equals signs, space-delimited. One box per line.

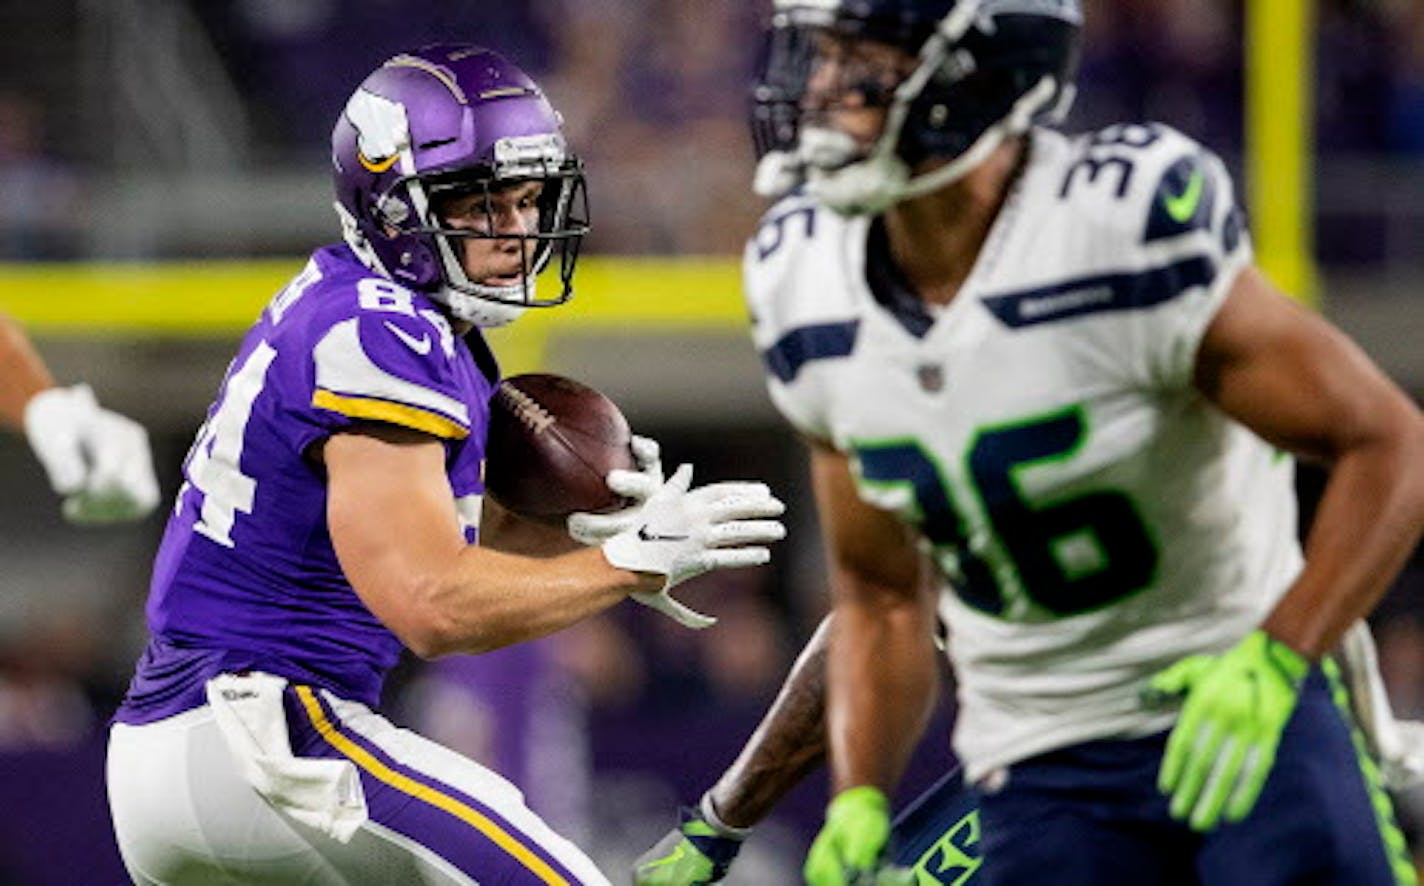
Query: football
xmin=484 ymin=373 xmax=638 ymax=525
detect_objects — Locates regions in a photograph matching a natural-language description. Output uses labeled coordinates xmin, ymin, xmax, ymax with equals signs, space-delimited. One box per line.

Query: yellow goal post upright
xmin=1246 ymin=0 xmax=1320 ymax=308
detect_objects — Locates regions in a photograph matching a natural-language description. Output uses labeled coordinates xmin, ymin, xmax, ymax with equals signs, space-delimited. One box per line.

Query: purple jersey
xmin=117 ymin=245 xmax=497 ymax=724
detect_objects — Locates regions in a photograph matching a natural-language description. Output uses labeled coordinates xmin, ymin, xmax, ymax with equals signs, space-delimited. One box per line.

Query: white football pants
xmin=107 ymin=687 xmax=610 ymax=885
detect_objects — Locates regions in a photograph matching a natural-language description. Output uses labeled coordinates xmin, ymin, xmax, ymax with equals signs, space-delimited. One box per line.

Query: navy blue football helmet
xmin=751 ymin=0 xmax=1081 ymax=214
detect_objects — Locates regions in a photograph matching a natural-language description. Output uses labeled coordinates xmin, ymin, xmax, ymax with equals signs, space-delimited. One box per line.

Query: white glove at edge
xmin=567 ymin=435 xmax=663 ymax=545
xmin=24 ymin=384 xmax=160 ymax=525
xmin=1339 ymin=621 xmax=1424 ymax=789
xmin=601 ymin=463 xmax=786 ymax=629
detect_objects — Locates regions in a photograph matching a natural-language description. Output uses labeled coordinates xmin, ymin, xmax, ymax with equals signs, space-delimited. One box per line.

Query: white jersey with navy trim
xmin=743 ymin=124 xmax=1305 ymax=780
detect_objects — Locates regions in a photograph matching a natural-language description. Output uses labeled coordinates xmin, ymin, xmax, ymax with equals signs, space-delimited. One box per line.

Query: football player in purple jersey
xmin=105 ymin=45 xmax=786 ymax=886
xmin=0 ymin=311 xmax=158 ymax=523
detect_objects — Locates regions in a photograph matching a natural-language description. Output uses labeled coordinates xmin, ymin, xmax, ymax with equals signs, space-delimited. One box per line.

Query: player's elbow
xmin=401 ymin=624 xmax=457 ymax=661
xmin=1364 ymin=404 xmax=1424 ymax=484
xmin=1397 ymin=412 xmax=1424 ymax=522
xmin=408 ymin=623 xmax=507 ymax=659
xmin=1333 ymin=386 xmax=1423 ymax=459
xmin=378 ymin=570 xmax=529 ymax=659
xmin=381 ymin=574 xmax=468 ymax=660
xmin=402 ymin=624 xmax=464 ymax=661
xmin=1339 ymin=405 xmax=1424 ymax=528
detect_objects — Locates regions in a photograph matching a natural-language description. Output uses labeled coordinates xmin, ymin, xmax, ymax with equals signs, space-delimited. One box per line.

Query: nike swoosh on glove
xmin=1146 ymin=629 xmax=1309 ymax=831
xmin=25 ymin=384 xmax=160 ymax=525
xmin=567 ymin=435 xmax=663 ymax=545
xmin=601 ymin=463 xmax=785 ymax=628
xmin=633 ymin=804 xmax=746 ymax=886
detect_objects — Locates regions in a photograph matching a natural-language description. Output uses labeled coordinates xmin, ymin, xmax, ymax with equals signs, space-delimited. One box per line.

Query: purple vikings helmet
xmin=332 ymin=45 xmax=589 ymax=327
xmin=751 ymin=0 xmax=1081 ymax=215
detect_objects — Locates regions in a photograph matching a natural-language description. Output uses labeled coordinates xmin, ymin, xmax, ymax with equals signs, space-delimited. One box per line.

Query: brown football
xmin=484 ymin=373 xmax=637 ymax=525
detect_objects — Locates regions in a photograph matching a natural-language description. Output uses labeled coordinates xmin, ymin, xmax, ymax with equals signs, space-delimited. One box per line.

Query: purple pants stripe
xmin=286 ymin=685 xmax=587 ymax=885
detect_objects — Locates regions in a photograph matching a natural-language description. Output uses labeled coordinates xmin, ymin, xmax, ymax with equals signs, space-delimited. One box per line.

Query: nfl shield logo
xmin=917 ymin=363 xmax=945 ymax=392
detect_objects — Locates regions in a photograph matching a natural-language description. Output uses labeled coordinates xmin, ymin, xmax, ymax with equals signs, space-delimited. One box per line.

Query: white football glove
xmin=24 ymin=384 xmax=160 ymax=525
xmin=601 ymin=463 xmax=786 ymax=629
xmin=567 ymin=434 xmax=663 ymax=545
xmin=1338 ymin=621 xmax=1424 ymax=789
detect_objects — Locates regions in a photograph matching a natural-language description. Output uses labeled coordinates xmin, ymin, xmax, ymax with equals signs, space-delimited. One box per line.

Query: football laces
xmin=496 ymin=385 xmax=555 ymax=434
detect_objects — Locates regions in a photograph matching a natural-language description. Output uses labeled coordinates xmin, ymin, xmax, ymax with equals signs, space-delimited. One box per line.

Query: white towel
xmin=206 ymin=673 xmax=368 ymax=842
xmin=1338 ymin=622 xmax=1424 ymax=789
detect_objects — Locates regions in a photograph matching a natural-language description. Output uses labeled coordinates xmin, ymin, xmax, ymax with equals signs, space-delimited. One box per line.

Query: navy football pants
xmin=891 ymin=671 xmax=1414 ymax=885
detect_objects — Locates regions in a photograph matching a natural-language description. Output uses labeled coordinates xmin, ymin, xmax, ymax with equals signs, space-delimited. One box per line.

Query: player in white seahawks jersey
xmin=632 ymin=1 xmax=1424 ymax=885
xmin=753 ymin=117 xmax=1310 ymax=781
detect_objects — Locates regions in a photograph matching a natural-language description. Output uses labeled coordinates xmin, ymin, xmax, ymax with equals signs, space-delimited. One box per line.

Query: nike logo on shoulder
xmin=1163 ymin=168 xmax=1205 ymax=223
xmin=638 ymin=525 xmax=689 ymax=542
xmin=384 ymin=321 xmax=432 ymax=355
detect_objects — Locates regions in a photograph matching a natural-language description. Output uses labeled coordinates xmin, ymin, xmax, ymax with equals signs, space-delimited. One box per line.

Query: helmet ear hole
xmin=377 ymin=194 xmax=411 ymax=227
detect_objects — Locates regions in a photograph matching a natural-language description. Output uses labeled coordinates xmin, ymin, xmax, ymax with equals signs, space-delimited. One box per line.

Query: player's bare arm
xmin=0 ymin=311 xmax=55 ymax=426
xmin=709 ymin=613 xmax=835 ymax=827
xmin=801 ymin=442 xmax=940 ymax=883
xmin=633 ymin=611 xmax=838 ymax=885
xmin=1195 ymin=266 xmax=1424 ymax=658
xmin=323 ymin=422 xmax=666 ymax=658
xmin=479 ymin=493 xmax=586 ymax=559
xmin=812 ymin=442 xmax=939 ymax=795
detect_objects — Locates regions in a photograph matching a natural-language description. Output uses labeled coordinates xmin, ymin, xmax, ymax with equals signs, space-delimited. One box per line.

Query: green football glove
xmin=633 ymin=802 xmax=746 ymax=886
xmin=1147 ymin=629 xmax=1310 ymax=832
xmin=804 ymin=787 xmax=913 ymax=886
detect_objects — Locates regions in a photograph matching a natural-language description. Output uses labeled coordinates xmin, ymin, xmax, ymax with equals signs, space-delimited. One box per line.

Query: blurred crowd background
xmin=0 ymin=1 xmax=1422 ymax=883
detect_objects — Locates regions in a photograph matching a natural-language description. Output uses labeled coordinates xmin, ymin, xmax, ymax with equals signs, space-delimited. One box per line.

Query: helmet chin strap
xmin=336 ymin=199 xmax=531 ymax=329
xmin=754 ymin=0 xmax=984 ymax=205
xmin=432 ymin=234 xmax=534 ymax=328
xmin=807 ymin=74 xmax=1060 ymax=216
xmin=440 ymin=285 xmax=529 ymax=328
xmin=780 ymin=0 xmax=1065 ymax=216
xmin=753 ymin=150 xmax=802 ymax=199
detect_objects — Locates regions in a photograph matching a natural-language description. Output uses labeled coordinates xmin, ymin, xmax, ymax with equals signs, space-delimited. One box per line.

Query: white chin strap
xmin=754 ymin=150 xmax=803 ymax=201
xmin=430 ymin=224 xmax=533 ymax=328
xmin=334 ymin=200 xmax=530 ymax=329
xmin=757 ymin=0 xmax=1072 ymax=217
xmin=440 ymin=282 xmax=530 ymax=329
xmin=808 ymin=75 xmax=1059 ymax=215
